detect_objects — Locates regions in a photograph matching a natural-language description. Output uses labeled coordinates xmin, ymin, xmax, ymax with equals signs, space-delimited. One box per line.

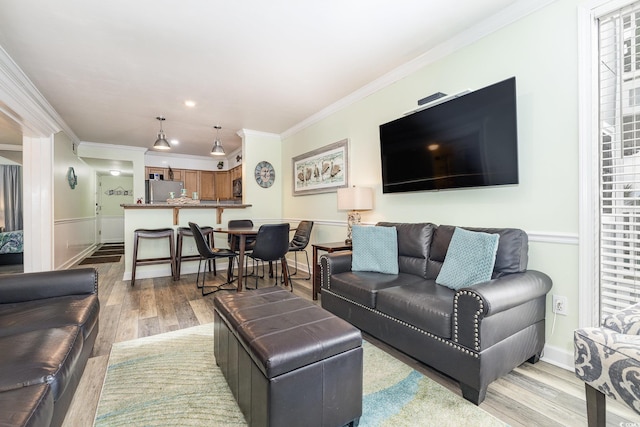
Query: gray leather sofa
xmin=0 ymin=268 xmax=100 ymax=427
xmin=320 ymin=222 xmax=552 ymax=404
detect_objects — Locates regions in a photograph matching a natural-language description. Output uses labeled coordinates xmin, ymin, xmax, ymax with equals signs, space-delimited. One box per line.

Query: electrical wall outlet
xmin=552 ymin=295 xmax=568 ymax=316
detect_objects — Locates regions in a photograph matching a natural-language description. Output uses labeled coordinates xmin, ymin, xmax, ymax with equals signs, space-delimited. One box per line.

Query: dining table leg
xmin=237 ymin=235 xmax=246 ymax=291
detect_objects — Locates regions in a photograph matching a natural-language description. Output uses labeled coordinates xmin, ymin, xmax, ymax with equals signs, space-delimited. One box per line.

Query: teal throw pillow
xmin=436 ymin=227 xmax=499 ymax=290
xmin=351 ymin=225 xmax=399 ymax=275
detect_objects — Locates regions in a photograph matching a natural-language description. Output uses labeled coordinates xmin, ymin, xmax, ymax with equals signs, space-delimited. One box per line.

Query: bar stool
xmin=176 ymin=225 xmax=216 ymax=280
xmin=131 ymin=228 xmax=175 ymax=287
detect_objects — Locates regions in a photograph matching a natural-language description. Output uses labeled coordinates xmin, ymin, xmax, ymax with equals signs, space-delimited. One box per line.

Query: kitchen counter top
xmin=121 ymin=202 xmax=252 ymax=224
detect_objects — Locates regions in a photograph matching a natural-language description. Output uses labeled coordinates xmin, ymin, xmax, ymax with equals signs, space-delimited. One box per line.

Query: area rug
xmin=94 ymin=324 xmax=507 ymax=427
xmin=93 ymin=244 xmax=124 ymax=255
xmin=79 ymin=255 xmax=121 ymax=265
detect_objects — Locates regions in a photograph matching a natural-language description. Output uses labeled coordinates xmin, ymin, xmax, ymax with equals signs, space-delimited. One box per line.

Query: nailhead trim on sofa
xmin=453 ymin=290 xmax=484 ymax=351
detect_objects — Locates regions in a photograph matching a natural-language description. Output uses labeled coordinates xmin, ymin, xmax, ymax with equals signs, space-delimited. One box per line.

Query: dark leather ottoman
xmin=213 ymin=287 xmax=362 ymax=427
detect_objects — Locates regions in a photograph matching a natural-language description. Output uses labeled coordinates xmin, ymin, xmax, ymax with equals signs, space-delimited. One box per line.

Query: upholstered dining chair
xmin=227 ymin=219 xmax=262 ymax=277
xmin=246 ymin=223 xmax=292 ymax=291
xmin=574 ymin=302 xmax=640 ymax=426
xmin=286 ymin=220 xmax=313 ymax=280
xmin=189 ymin=222 xmax=238 ymax=296
xmin=227 ymin=219 xmax=256 ymax=252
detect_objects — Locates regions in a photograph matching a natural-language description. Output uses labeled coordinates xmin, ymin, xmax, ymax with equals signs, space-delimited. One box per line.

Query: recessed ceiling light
xmin=170 ymin=139 xmax=179 ymax=145
xmin=110 ymin=170 xmax=120 ymax=176
xmin=184 ymin=100 xmax=196 ymax=108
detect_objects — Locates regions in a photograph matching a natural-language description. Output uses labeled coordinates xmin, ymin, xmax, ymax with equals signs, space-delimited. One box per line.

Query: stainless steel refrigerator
xmin=145 ymin=180 xmax=184 ymax=203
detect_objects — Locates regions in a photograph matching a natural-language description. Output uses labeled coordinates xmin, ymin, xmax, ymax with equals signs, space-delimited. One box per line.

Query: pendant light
xmin=211 ymin=125 xmax=225 ymax=156
xmin=153 ymin=116 xmax=171 ymax=150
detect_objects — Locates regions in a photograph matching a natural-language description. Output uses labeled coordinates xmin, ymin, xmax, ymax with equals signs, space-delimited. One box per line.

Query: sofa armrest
xmin=603 ymin=302 xmax=640 ymax=335
xmin=0 ymin=268 xmax=98 ymax=303
xmin=466 ymin=270 xmax=553 ymax=316
xmin=320 ymin=252 xmax=353 ymax=289
xmin=453 ymin=270 xmax=552 ymax=350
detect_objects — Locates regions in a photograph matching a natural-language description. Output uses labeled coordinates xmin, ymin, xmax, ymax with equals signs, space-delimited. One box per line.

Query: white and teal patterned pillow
xmin=351 ymin=225 xmax=399 ymax=275
xmin=436 ymin=227 xmax=499 ymax=290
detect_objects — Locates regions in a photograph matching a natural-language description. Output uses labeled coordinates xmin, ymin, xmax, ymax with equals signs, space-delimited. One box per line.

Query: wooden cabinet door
xmin=230 ymin=165 xmax=242 ymax=181
xmin=215 ymin=171 xmax=231 ymax=200
xmin=170 ymin=169 xmax=182 ymax=181
xmin=183 ymin=170 xmax=199 ymax=197
xmin=200 ymin=171 xmax=216 ymax=200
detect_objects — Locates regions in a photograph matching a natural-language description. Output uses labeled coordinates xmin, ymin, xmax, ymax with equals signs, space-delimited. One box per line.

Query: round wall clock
xmin=254 ymin=161 xmax=275 ymax=188
xmin=67 ymin=167 xmax=77 ymax=189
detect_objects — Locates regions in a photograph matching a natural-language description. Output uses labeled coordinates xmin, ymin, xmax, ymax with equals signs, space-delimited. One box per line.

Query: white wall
xmin=238 ymin=129 xmax=283 ymax=221
xmin=53 ymin=131 xmax=97 ymax=268
xmin=281 ymin=0 xmax=580 ymax=368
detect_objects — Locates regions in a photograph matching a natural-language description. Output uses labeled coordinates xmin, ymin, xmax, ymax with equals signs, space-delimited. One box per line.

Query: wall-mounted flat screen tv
xmin=379 ymin=77 xmax=518 ymax=193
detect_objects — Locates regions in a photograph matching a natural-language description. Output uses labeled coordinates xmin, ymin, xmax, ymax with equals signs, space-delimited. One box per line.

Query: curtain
xmin=0 ymin=165 xmax=23 ymax=232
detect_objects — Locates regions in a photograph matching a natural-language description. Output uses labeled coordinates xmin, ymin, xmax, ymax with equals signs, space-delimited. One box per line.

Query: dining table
xmin=214 ymin=227 xmax=257 ymax=292
xmin=214 ymin=225 xmax=296 ymax=292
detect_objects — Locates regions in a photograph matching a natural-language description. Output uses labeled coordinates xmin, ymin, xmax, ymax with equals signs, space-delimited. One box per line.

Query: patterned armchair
xmin=574 ymin=303 xmax=640 ymax=426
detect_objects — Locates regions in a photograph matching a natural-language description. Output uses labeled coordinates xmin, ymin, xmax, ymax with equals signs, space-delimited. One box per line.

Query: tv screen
xmin=379 ymin=77 xmax=518 ymax=193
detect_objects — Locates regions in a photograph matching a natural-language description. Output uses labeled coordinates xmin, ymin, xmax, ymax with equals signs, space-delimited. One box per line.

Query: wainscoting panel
xmin=54 ymin=217 xmax=97 ymax=270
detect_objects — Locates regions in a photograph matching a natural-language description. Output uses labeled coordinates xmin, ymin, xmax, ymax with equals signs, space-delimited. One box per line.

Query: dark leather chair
xmin=227 ymin=219 xmax=256 ymax=252
xmin=176 ymin=225 xmax=216 ymax=280
xmin=287 ymin=220 xmax=313 ymax=279
xmin=228 ymin=219 xmax=261 ymax=277
xmin=189 ymin=222 xmax=238 ymax=296
xmin=247 ymin=223 xmax=292 ymax=291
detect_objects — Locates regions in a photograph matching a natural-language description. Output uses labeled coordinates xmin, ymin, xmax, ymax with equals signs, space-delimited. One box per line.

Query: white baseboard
xmin=540 ymin=343 xmax=574 ymax=371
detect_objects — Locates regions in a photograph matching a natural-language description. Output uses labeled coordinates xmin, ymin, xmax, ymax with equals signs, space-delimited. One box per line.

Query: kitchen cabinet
xmin=144 ymin=166 xmax=240 ymax=200
xmin=200 ymin=171 xmax=216 ymax=200
xmin=215 ymin=171 xmax=231 ymax=200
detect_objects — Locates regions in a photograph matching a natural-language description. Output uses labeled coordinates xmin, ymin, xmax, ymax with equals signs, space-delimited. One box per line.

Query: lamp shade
xmin=337 ymin=187 xmax=373 ymax=211
xmin=153 ymin=116 xmax=171 ymax=150
xmin=210 ymin=139 xmax=225 ymax=155
xmin=210 ymin=125 xmax=226 ymax=156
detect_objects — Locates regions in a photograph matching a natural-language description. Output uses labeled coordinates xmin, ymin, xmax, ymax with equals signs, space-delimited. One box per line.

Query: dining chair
xmin=189 ymin=222 xmax=238 ymax=296
xmin=227 ymin=219 xmax=256 ymax=250
xmin=228 ymin=219 xmax=262 ymax=277
xmin=246 ymin=223 xmax=292 ymax=291
xmin=287 ymin=220 xmax=313 ymax=280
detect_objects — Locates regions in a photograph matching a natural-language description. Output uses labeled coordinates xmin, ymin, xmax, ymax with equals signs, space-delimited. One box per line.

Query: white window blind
xmin=599 ymin=2 xmax=640 ymax=318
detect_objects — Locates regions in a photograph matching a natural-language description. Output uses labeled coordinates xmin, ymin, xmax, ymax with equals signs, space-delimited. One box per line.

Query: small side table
xmin=312 ymin=241 xmax=352 ymax=300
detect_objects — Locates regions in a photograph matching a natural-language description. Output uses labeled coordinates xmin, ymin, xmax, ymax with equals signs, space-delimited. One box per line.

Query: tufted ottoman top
xmin=214 ymin=287 xmax=362 ymax=378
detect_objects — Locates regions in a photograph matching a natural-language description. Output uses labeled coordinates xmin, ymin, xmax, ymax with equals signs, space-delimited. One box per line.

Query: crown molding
xmin=281 ymin=0 xmax=557 ymax=140
xmin=0 ymin=45 xmax=79 ymax=142
xmin=237 ymin=128 xmax=281 ymax=140
xmin=79 ymin=141 xmax=148 ymax=153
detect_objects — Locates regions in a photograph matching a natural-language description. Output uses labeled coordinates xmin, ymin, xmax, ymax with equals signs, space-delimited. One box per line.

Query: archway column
xmin=22 ymin=135 xmax=54 ymax=272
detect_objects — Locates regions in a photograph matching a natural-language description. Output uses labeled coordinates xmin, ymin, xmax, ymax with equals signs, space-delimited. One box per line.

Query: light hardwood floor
xmin=60 ymin=258 xmax=638 ymax=426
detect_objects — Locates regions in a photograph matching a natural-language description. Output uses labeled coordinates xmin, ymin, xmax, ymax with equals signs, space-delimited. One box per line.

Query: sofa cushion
xmin=0 ymin=384 xmax=53 ymax=427
xmin=328 ymin=271 xmax=424 ymax=308
xmin=436 ymin=227 xmax=499 ymax=290
xmin=429 ymin=225 xmax=528 ymax=278
xmin=351 ymin=225 xmax=398 ymax=274
xmin=377 ymin=222 xmax=434 ymax=278
xmin=0 ymin=326 xmax=83 ymax=401
xmin=376 ymin=281 xmax=455 ymax=339
xmin=0 ymin=295 xmax=99 ymax=340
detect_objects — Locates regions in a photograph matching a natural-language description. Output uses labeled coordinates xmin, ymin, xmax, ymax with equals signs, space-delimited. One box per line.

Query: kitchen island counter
xmin=121 ymin=202 xmax=252 ymax=282
xmin=121 ymin=202 xmax=252 ymax=225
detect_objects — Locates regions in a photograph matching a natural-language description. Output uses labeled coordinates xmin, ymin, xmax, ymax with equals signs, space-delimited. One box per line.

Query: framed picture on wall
xmin=292 ymin=139 xmax=349 ymax=196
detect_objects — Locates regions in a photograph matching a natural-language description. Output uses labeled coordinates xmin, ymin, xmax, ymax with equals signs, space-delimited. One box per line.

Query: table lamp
xmin=337 ymin=186 xmax=373 ymax=244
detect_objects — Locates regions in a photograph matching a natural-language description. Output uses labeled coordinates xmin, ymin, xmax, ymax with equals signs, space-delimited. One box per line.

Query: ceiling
xmin=0 ymin=0 xmax=523 ymax=158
